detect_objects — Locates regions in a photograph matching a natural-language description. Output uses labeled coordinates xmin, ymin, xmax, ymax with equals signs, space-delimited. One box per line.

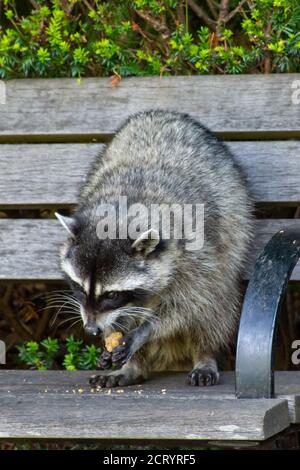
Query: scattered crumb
xmin=78 ymin=388 xmax=84 ymax=394
xmin=116 ymin=389 xmax=124 ymax=394
xmin=72 ymin=389 xmax=76 ymax=394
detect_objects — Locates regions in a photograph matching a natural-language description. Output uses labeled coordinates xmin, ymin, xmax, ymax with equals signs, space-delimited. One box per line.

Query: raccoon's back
xmin=81 ymin=110 xmax=249 ymax=210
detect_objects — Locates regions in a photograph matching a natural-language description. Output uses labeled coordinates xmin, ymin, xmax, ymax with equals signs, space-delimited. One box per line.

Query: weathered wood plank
xmin=0 ymin=141 xmax=299 ymax=205
xmin=0 ymin=219 xmax=299 ymax=280
xmin=0 ymin=371 xmax=298 ymax=399
xmin=229 ymin=141 xmax=300 ymax=204
xmin=0 ymin=371 xmax=292 ymax=440
xmin=0 ymin=143 xmax=102 ymax=206
xmin=0 ymin=394 xmax=289 ymax=441
xmin=0 ymin=75 xmax=299 ymax=140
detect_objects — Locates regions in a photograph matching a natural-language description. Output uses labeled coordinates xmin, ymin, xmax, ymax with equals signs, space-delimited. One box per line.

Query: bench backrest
xmin=0 ymin=75 xmax=299 ymax=280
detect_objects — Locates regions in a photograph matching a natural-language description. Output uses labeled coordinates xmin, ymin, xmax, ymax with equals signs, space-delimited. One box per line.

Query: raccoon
xmin=56 ymin=110 xmax=253 ymax=388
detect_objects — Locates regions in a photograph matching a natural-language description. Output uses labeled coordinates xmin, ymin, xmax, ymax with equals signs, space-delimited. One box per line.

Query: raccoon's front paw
xmin=111 ymin=338 xmax=132 ymax=367
xmin=187 ymin=367 xmax=219 ymax=387
xmin=97 ymin=350 xmax=112 ymax=370
xmin=89 ymin=371 xmax=145 ymax=388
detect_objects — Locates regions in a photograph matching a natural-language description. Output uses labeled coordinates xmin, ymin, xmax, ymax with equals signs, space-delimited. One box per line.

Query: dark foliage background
xmin=0 ymin=0 xmax=300 ymax=79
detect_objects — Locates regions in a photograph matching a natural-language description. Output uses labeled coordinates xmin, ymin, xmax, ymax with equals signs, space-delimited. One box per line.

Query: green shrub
xmin=17 ymin=335 xmax=101 ymax=370
xmin=0 ymin=0 xmax=299 ymax=78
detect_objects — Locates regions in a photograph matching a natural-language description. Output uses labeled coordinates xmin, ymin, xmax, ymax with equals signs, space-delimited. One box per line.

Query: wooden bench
xmin=0 ymin=75 xmax=300 ymax=448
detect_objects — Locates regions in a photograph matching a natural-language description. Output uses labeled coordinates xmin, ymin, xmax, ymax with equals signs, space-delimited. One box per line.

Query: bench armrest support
xmin=235 ymin=227 xmax=300 ymax=398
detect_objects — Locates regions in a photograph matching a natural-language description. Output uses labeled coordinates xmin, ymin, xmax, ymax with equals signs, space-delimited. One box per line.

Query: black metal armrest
xmin=235 ymin=227 xmax=300 ymax=399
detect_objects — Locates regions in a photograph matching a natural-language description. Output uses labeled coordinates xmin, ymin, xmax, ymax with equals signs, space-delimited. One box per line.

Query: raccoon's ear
xmin=131 ymin=228 xmax=160 ymax=256
xmin=55 ymin=212 xmax=77 ymax=238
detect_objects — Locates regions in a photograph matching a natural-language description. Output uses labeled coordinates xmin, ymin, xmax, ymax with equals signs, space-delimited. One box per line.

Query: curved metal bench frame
xmin=235 ymin=228 xmax=300 ymax=398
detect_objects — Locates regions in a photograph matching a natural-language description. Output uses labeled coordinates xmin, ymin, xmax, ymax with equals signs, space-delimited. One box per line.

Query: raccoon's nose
xmin=85 ymin=321 xmax=100 ymax=336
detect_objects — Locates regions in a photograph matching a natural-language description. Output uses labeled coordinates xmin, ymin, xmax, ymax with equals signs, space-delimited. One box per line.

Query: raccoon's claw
xmin=187 ymin=367 xmax=219 ymax=387
xmin=97 ymin=350 xmax=112 ymax=370
xmin=89 ymin=372 xmax=144 ymax=388
xmin=111 ymin=335 xmax=132 ymax=366
xmin=96 ymin=336 xmax=132 ymax=371
xmin=111 ymin=339 xmax=131 ymax=366
xmin=89 ymin=374 xmax=117 ymax=388
xmin=89 ymin=374 xmax=102 ymax=387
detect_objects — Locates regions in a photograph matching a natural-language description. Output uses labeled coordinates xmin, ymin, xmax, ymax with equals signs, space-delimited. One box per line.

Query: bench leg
xmin=235 ymin=227 xmax=300 ymax=398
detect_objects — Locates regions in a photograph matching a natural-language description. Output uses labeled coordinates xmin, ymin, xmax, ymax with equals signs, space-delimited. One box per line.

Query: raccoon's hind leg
xmin=187 ymin=355 xmax=219 ymax=387
xmin=89 ymin=359 xmax=149 ymax=388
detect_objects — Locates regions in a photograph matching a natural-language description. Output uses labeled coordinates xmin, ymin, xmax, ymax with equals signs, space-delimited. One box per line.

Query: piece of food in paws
xmin=105 ymin=331 xmax=123 ymax=353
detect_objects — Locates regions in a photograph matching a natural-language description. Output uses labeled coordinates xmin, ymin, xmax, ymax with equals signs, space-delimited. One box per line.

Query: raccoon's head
xmin=56 ymin=212 xmax=178 ymax=336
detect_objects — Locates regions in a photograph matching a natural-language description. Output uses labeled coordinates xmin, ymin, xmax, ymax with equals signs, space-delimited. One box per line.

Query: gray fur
xmin=58 ymin=110 xmax=253 ymax=387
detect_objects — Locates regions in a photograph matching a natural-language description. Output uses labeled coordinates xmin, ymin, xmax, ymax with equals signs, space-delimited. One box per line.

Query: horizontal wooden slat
xmin=0 ymin=371 xmax=298 ymax=423
xmin=0 ymin=141 xmax=299 ymax=205
xmin=0 ymin=75 xmax=300 ymax=141
xmin=0 ymin=219 xmax=299 ymax=280
xmin=0 ymin=394 xmax=288 ymax=441
xmin=0 ymin=371 xmax=291 ymax=441
xmin=0 ymin=143 xmax=102 ymax=206
xmin=229 ymin=141 xmax=300 ymax=204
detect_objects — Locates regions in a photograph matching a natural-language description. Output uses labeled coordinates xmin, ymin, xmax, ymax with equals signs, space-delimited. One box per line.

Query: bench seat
xmin=0 ymin=370 xmax=299 ymax=443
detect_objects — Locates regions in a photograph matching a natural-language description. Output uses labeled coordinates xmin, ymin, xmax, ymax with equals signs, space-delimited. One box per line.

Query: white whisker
xmin=50 ymin=310 xmax=80 ymax=327
xmin=67 ymin=319 xmax=82 ymax=331
xmin=57 ymin=316 xmax=82 ymax=328
xmin=111 ymin=321 xmax=130 ymax=333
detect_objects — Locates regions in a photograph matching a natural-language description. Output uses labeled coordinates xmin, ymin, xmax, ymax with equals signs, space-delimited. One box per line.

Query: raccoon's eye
xmin=106 ymin=291 xmax=119 ymax=300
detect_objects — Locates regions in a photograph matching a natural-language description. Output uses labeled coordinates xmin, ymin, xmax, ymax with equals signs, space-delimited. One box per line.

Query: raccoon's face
xmin=56 ymin=212 xmax=177 ymax=335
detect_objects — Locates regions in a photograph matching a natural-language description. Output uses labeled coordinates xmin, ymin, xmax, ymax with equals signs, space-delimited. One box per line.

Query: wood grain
xmin=0 ymin=141 xmax=299 ymax=205
xmin=0 ymin=219 xmax=299 ymax=280
xmin=0 ymin=143 xmax=102 ymax=205
xmin=0 ymin=371 xmax=291 ymax=441
xmin=0 ymin=75 xmax=299 ymax=141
